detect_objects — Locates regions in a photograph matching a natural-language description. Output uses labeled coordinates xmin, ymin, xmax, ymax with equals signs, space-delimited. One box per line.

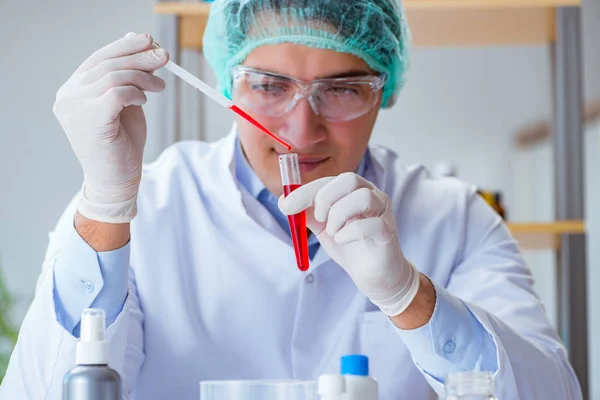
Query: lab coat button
xmin=305 ymin=273 xmax=314 ymax=283
xmin=83 ymin=281 xmax=95 ymax=293
xmin=444 ymin=339 xmax=456 ymax=354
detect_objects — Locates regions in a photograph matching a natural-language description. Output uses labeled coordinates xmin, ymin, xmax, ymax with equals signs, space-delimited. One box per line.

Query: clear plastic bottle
xmin=444 ymin=371 xmax=497 ymax=400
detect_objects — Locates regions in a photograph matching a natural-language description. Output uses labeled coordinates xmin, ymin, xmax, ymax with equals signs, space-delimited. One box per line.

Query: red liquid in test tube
xmin=279 ymin=154 xmax=310 ymax=272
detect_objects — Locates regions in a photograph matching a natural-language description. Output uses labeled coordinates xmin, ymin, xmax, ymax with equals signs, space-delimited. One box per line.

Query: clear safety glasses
xmin=231 ymin=66 xmax=387 ymax=122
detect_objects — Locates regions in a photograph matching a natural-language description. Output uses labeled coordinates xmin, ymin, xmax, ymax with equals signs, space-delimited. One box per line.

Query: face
xmin=233 ymin=43 xmax=382 ymax=196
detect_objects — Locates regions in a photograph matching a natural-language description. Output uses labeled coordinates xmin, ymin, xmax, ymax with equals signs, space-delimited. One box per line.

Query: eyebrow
xmin=317 ymin=69 xmax=375 ymax=79
xmin=246 ymin=66 xmax=375 ymax=80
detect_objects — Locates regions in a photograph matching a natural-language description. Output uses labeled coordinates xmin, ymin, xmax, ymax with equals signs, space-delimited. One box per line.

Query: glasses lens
xmin=311 ymin=81 xmax=380 ymax=121
xmin=233 ymin=71 xmax=297 ymax=117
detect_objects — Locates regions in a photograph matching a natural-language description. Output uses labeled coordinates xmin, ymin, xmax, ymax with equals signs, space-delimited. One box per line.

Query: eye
xmin=251 ymin=83 xmax=287 ymax=95
xmin=326 ymin=86 xmax=360 ymax=96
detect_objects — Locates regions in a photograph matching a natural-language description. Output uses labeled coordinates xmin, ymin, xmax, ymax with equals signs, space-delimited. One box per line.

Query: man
xmin=1 ymin=0 xmax=582 ymax=398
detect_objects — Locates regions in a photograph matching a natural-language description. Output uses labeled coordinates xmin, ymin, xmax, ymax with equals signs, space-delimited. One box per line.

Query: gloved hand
xmin=279 ymin=172 xmax=421 ymax=316
xmin=53 ymin=32 xmax=169 ymax=223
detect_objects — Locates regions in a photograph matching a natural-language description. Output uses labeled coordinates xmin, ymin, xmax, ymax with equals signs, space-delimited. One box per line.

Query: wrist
xmin=74 ymin=211 xmax=131 ymax=252
xmin=390 ymin=274 xmax=436 ymax=330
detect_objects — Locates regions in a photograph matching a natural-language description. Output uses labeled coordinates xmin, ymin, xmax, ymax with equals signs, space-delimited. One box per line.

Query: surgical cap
xmin=203 ymin=0 xmax=411 ymax=108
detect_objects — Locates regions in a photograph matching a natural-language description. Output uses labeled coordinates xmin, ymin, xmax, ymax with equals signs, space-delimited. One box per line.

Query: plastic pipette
xmin=161 ymin=60 xmax=292 ymax=151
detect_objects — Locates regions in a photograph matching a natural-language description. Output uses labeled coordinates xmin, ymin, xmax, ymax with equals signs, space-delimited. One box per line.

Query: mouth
xmin=298 ymin=156 xmax=329 ymax=173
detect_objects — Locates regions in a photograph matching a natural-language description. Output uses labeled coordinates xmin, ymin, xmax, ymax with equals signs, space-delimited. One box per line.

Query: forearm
xmin=48 ymin=209 xmax=132 ymax=335
xmin=74 ymin=211 xmax=130 ymax=252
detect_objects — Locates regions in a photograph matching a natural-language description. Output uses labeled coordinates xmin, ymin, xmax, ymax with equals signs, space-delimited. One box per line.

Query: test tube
xmin=279 ymin=154 xmax=310 ymax=272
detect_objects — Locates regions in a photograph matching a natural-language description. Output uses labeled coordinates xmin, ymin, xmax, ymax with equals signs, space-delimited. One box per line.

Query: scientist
xmin=1 ymin=0 xmax=582 ymax=399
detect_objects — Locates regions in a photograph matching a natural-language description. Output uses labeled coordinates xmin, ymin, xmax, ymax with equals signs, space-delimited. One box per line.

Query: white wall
xmin=0 ymin=0 xmax=598 ymax=397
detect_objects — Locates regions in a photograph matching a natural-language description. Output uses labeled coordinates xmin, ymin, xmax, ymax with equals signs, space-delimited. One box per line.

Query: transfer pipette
xmin=161 ymin=59 xmax=292 ymax=151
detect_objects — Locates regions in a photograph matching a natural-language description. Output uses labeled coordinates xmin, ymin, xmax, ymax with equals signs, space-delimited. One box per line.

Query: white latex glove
xmin=53 ymin=32 xmax=169 ymax=223
xmin=279 ymin=173 xmax=420 ymax=316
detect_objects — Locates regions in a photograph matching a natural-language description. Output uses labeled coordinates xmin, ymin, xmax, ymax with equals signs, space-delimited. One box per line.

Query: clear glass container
xmin=200 ymin=379 xmax=317 ymax=400
xmin=444 ymin=371 xmax=497 ymax=400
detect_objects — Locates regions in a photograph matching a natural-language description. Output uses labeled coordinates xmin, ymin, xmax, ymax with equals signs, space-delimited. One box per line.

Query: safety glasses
xmin=231 ymin=66 xmax=387 ymax=122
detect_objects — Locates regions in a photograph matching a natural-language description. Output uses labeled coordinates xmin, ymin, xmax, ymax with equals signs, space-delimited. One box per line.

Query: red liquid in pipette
xmin=283 ymin=184 xmax=310 ymax=272
xmin=230 ymin=105 xmax=292 ymax=151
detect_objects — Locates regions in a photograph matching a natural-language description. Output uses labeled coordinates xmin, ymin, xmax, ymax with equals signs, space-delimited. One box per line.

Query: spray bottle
xmin=62 ymin=308 xmax=121 ymax=400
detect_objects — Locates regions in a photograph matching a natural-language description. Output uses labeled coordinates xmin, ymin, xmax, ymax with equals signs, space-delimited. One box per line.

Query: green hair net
xmin=203 ymin=0 xmax=411 ymax=108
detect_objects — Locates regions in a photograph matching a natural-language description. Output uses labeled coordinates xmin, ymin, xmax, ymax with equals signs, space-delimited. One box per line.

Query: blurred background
xmin=1 ymin=0 xmax=599 ymax=397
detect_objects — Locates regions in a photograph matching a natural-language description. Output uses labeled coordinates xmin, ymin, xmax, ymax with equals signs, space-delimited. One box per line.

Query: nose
xmin=277 ymin=97 xmax=326 ymax=151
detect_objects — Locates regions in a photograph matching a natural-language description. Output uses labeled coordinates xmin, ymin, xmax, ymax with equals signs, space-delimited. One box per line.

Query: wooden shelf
xmin=155 ymin=0 xmax=580 ymax=51
xmin=156 ymin=2 xmax=211 ymax=15
xmin=507 ymin=220 xmax=585 ymax=250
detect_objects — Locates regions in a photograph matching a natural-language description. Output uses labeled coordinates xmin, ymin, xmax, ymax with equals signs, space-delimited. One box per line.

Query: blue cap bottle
xmin=339 ymin=354 xmax=377 ymax=400
xmin=341 ymin=354 xmax=369 ymax=376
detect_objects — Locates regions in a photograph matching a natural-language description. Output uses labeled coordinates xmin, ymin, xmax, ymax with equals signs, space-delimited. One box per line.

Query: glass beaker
xmin=200 ymin=379 xmax=317 ymax=400
xmin=444 ymin=371 xmax=497 ymax=400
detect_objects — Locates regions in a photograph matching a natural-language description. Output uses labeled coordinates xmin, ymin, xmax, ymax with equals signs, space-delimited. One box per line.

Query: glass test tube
xmin=279 ymin=154 xmax=310 ymax=272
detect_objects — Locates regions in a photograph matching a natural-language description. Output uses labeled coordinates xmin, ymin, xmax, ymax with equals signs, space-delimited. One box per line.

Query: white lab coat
xmin=1 ymin=129 xmax=581 ymax=400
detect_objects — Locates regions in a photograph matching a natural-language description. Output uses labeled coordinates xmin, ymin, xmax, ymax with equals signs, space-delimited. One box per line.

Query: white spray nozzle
xmin=81 ymin=309 xmax=105 ymax=342
xmin=76 ymin=308 xmax=109 ymax=365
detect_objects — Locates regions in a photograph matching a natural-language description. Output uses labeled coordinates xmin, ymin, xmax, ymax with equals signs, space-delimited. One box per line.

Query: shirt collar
xmin=234 ymin=136 xmax=266 ymax=199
